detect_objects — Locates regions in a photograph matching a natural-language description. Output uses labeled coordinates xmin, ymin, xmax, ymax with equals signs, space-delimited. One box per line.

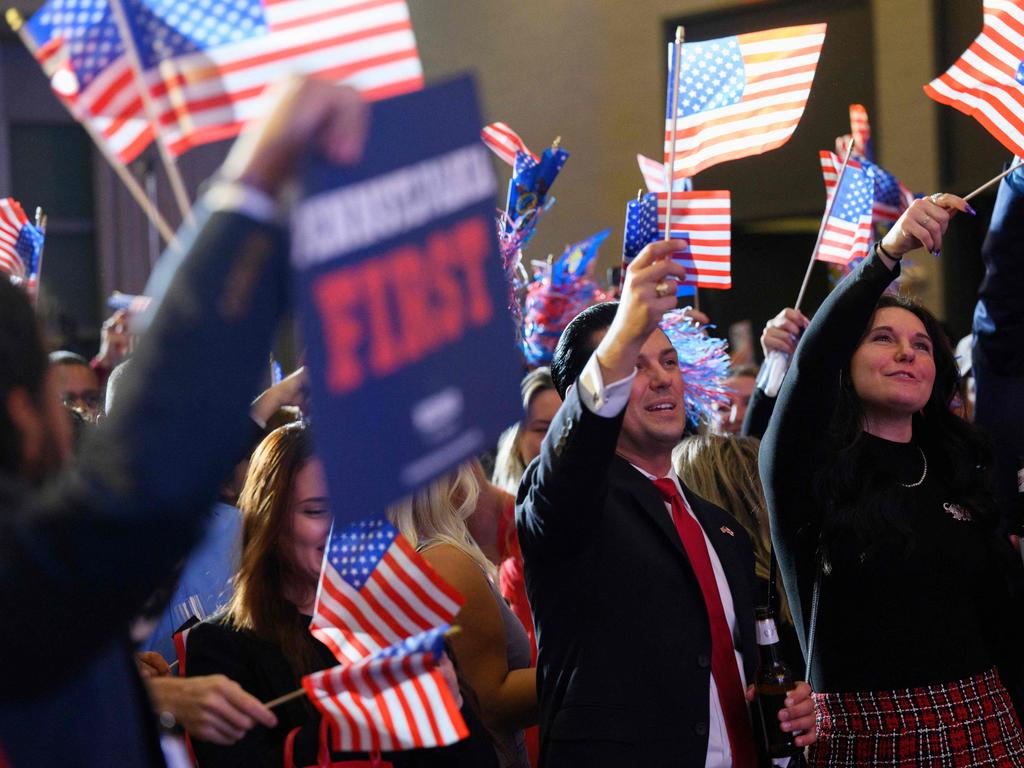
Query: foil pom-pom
xmin=660 ymin=310 xmax=732 ymax=425
xmin=521 ymin=276 xmax=608 ymax=366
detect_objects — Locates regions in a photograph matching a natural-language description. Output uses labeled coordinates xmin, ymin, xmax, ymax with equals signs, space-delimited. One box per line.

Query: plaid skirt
xmin=808 ymin=668 xmax=1024 ymax=767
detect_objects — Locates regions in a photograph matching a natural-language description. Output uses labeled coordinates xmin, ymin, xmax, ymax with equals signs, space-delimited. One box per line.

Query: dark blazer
xmin=0 ymin=206 xmax=290 ymax=766
xmin=516 ymin=384 xmax=760 ymax=767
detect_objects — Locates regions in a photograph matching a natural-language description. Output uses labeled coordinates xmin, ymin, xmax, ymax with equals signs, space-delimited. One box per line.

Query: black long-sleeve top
xmin=761 ymin=250 xmax=1023 ymax=697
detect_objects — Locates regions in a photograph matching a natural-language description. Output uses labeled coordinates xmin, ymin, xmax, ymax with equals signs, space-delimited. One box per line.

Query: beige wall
xmin=408 ymin=0 xmax=946 ymax=315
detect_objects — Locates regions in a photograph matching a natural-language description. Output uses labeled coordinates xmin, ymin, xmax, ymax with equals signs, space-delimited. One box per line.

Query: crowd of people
xmin=2 ymin=74 xmax=1024 ymax=768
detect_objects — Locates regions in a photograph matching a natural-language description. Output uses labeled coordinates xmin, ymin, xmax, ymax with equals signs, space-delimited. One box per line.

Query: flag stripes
xmin=924 ymin=1 xmax=1024 ymax=158
xmin=482 ymin=122 xmax=536 ymax=167
xmin=656 ymin=191 xmax=732 ymax=288
xmin=664 ymin=24 xmax=826 ymax=180
xmin=303 ymin=627 xmax=468 ymax=752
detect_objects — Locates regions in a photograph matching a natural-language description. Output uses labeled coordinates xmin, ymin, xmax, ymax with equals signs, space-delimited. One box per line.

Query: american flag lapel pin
xmin=720 ymin=525 xmax=735 ymax=537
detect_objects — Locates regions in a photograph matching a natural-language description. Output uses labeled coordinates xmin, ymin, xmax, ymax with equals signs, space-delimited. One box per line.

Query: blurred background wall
xmin=0 ymin=0 xmax=1008 ymax=355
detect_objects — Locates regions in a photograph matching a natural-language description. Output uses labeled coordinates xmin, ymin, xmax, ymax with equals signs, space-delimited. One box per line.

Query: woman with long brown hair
xmin=185 ymin=423 xmax=491 ymax=767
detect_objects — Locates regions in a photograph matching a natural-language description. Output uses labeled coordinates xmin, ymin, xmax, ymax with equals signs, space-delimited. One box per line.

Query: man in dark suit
xmin=0 ymin=78 xmax=366 ymax=766
xmin=516 ymin=241 xmax=816 ymax=766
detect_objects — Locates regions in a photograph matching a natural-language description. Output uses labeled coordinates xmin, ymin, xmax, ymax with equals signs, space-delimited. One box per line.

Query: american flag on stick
xmin=302 ymin=625 xmax=468 ymax=753
xmin=663 ymin=23 xmax=826 ymax=181
xmin=924 ymin=0 xmax=1024 ymax=158
xmin=637 ymin=153 xmax=692 ymax=193
xmin=840 ymin=104 xmax=915 ymax=225
xmin=656 ymin=191 xmax=732 ymax=289
xmin=817 ymin=151 xmax=874 ymax=265
xmin=0 ymin=199 xmax=44 ymax=282
xmin=25 ymin=0 xmax=424 ymax=163
xmin=482 ymin=122 xmax=537 ymax=167
xmin=311 ymin=515 xmax=464 ymax=666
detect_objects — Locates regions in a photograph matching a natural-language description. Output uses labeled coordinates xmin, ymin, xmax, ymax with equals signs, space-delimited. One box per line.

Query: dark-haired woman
xmin=761 ymin=193 xmax=1024 ymax=766
xmin=186 ymin=423 xmax=496 ymax=767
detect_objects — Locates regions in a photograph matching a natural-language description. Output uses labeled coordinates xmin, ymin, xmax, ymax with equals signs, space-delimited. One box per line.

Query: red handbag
xmin=283 ymin=719 xmax=393 ymax=768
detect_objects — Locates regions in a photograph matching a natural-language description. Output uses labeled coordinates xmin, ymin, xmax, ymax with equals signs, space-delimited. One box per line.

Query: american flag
xmin=656 ymin=191 xmax=732 ymax=289
xmin=817 ymin=151 xmax=874 ymax=265
xmin=924 ymin=0 xmax=1024 ymax=158
xmin=821 ymin=143 xmax=913 ymax=227
xmin=622 ymin=192 xmax=658 ymax=269
xmin=849 ymin=103 xmax=873 ymax=161
xmin=664 ymin=23 xmax=826 ymax=181
xmin=311 ymin=515 xmax=464 ymax=665
xmin=26 ymin=1 xmax=153 ymax=162
xmin=302 ymin=625 xmax=468 ymax=753
xmin=0 ymin=199 xmax=44 ymax=281
xmin=26 ymin=0 xmax=423 ymax=163
xmin=637 ymin=153 xmax=692 ymax=193
xmin=482 ymin=122 xmax=537 ymax=167
xmin=842 ymin=105 xmax=915 ymax=224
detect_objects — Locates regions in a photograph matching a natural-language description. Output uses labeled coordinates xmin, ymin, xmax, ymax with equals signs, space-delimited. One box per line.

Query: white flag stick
xmin=107 ymin=0 xmax=193 ymax=224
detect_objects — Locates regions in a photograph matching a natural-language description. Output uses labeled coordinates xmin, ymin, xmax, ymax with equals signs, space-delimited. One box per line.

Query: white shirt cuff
xmin=202 ymin=181 xmax=281 ymax=224
xmin=576 ymin=353 xmax=636 ymax=417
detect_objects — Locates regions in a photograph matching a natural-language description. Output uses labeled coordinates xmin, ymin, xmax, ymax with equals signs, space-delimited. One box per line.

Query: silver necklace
xmin=900 ymin=446 xmax=927 ymax=488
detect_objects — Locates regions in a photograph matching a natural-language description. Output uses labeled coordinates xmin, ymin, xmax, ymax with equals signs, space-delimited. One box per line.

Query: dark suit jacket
xmin=0 ymin=206 xmax=289 ymax=766
xmin=516 ymin=384 xmax=760 ymax=767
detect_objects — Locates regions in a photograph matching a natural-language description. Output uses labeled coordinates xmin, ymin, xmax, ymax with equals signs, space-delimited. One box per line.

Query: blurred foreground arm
xmin=0 ymin=79 xmax=368 ymax=693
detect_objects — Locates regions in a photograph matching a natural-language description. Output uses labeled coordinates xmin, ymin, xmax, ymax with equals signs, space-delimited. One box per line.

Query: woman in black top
xmin=186 ymin=423 xmax=497 ymax=768
xmin=761 ymin=193 xmax=1024 ymax=767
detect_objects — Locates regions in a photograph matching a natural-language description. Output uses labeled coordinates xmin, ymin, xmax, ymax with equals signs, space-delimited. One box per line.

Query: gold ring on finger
xmin=655 ymin=281 xmax=674 ymax=298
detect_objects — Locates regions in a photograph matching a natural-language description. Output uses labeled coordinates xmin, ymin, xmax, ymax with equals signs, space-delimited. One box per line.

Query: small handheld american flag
xmin=311 ymin=515 xmax=463 ymax=666
xmin=302 ymin=625 xmax=468 ymax=753
xmin=817 ymin=151 xmax=874 ymax=265
xmin=0 ymin=199 xmax=45 ymax=284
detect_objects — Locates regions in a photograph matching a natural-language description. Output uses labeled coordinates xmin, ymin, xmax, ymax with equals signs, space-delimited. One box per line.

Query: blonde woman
xmin=389 ymin=464 xmax=535 ymax=768
xmin=673 ymin=435 xmax=801 ymax=674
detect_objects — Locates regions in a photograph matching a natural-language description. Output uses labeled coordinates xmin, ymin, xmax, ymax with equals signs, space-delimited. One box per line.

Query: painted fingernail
xmin=966 ymin=204 xmax=977 ymax=216
xmin=785 ymin=698 xmax=794 ymax=707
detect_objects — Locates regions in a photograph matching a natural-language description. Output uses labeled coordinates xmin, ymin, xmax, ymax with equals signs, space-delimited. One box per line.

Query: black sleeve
xmin=0 ymin=207 xmax=290 ymax=695
xmin=515 ymin=377 xmax=625 ymax=554
xmin=760 ymin=250 xmax=900 ymax=632
xmin=185 ymin=622 xmax=324 ymax=768
xmin=973 ymin=170 xmax=1024 ymax=533
xmin=740 ymin=386 xmax=775 ymax=439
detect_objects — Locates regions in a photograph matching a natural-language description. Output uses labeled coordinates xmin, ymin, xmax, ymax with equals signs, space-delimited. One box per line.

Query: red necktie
xmin=653 ymin=478 xmax=758 ymax=768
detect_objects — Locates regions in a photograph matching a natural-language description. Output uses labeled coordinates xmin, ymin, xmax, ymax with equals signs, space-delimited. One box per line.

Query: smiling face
xmin=285 ymin=459 xmax=332 ymax=589
xmin=617 ymin=328 xmax=687 ymax=469
xmin=850 ymin=307 xmax=936 ymax=424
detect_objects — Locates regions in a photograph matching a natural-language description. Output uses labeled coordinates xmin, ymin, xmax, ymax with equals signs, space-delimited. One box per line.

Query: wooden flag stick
xmin=7 ymin=9 xmax=177 ymax=246
xmin=31 ymin=206 xmax=47 ymax=306
xmin=107 ymin=0 xmax=194 ymax=224
xmin=264 ymin=627 xmax=463 ymax=711
xmin=963 ymin=159 xmax=1024 ymax=202
xmin=794 ymin=141 xmax=856 ymax=313
xmin=664 ymin=27 xmax=698 ymax=311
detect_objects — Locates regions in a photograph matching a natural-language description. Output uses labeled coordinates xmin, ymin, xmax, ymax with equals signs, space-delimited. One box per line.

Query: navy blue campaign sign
xmin=291 ymin=76 xmax=521 ymax=521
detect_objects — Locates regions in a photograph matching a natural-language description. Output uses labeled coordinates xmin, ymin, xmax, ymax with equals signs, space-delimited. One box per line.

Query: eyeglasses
xmin=62 ymin=391 xmax=102 ymax=411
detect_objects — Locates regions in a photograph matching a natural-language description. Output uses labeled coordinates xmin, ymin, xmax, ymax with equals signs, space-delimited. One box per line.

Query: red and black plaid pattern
xmin=809 ymin=668 xmax=1024 ymax=767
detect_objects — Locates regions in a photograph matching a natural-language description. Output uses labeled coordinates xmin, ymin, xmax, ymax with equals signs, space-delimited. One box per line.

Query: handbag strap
xmin=803 ymin=561 xmax=823 ymax=684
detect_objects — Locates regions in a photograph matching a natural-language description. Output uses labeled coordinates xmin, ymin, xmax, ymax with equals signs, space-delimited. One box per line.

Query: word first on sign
xmin=292 ymin=76 xmax=521 ymax=520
